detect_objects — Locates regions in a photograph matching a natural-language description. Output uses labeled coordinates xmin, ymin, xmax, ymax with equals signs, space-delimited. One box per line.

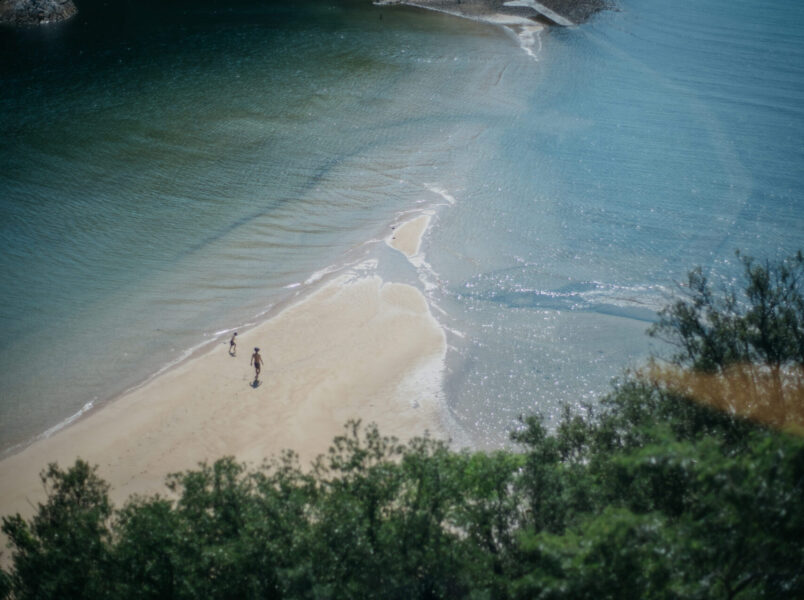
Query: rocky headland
xmin=0 ymin=0 xmax=77 ymax=26
xmin=375 ymin=0 xmax=610 ymax=26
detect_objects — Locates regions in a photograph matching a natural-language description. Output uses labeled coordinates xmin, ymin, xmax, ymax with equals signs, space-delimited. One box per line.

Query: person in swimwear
xmin=229 ymin=332 xmax=237 ymax=355
xmin=251 ymin=347 xmax=263 ymax=382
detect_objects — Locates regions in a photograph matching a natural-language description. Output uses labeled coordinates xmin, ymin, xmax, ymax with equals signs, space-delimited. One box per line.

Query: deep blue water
xmin=1 ymin=0 xmax=802 ymax=452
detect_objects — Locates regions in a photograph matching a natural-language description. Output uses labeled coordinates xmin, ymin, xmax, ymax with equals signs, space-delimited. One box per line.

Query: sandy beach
xmin=0 ymin=216 xmax=447 ymax=524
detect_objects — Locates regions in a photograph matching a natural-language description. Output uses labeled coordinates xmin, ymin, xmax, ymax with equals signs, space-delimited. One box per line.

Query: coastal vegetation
xmin=2 ymin=252 xmax=803 ymax=599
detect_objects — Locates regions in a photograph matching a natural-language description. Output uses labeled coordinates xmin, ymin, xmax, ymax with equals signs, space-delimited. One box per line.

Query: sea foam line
xmin=375 ymin=1 xmax=546 ymax=61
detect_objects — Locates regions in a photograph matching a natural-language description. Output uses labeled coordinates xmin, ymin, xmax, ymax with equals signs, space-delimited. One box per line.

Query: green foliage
xmin=508 ymin=411 xmax=804 ymax=599
xmin=3 ymin=420 xmax=802 ymax=600
xmin=2 ymin=253 xmax=803 ymax=598
xmin=1 ymin=459 xmax=113 ymax=600
xmin=112 ymin=496 xmax=181 ymax=599
xmin=512 ymin=508 xmax=678 ymax=600
xmin=0 ymin=565 xmax=10 ymax=600
xmin=649 ymin=250 xmax=804 ymax=427
xmin=649 ymin=251 xmax=804 ymax=370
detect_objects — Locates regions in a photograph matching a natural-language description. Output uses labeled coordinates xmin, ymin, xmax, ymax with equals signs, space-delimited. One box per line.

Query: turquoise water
xmin=1 ymin=0 xmax=802 ymax=452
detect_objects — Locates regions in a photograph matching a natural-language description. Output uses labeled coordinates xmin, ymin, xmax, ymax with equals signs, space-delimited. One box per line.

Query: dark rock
xmin=0 ymin=0 xmax=78 ymax=26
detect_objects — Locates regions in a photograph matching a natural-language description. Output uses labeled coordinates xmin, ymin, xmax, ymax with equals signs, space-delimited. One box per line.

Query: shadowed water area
xmin=1 ymin=0 xmax=803 ymax=453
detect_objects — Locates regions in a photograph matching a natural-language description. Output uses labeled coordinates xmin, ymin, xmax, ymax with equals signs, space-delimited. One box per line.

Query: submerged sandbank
xmin=0 ymin=217 xmax=447 ymax=520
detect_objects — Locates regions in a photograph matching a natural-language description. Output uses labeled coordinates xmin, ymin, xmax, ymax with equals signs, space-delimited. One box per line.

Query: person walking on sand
xmin=229 ymin=332 xmax=237 ymax=355
xmin=251 ymin=347 xmax=263 ymax=382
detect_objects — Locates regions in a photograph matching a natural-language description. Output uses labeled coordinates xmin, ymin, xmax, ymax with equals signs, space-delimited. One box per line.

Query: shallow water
xmin=426 ymin=0 xmax=804 ymax=445
xmin=1 ymin=0 xmax=802 ymax=453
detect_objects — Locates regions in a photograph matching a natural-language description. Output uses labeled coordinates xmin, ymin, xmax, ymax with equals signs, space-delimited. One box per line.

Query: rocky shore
xmin=375 ymin=0 xmax=610 ymax=26
xmin=0 ymin=0 xmax=77 ymax=26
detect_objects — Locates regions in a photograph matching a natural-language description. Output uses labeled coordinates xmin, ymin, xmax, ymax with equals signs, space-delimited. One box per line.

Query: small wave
xmin=416 ymin=257 xmax=443 ymax=292
xmin=513 ymin=24 xmax=544 ymax=60
xmin=1 ymin=399 xmax=97 ymax=457
xmin=340 ymin=259 xmax=380 ymax=284
xmin=443 ymin=324 xmax=466 ymax=339
xmin=424 ymin=183 xmax=457 ymax=205
xmin=213 ymin=326 xmax=239 ymax=336
xmin=133 ymin=337 xmax=216 ymax=388
xmin=41 ymin=399 xmax=95 ymax=440
xmin=305 ymin=264 xmax=343 ymax=286
xmin=482 ymin=12 xmax=545 ymax=60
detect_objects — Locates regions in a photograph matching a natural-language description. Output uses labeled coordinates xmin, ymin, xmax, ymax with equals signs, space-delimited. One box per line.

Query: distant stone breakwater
xmin=0 ymin=0 xmax=77 ymax=25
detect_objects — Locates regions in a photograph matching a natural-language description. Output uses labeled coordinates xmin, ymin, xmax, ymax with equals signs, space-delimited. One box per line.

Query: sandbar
xmin=0 ymin=275 xmax=447 ymax=523
xmin=388 ymin=213 xmax=432 ymax=258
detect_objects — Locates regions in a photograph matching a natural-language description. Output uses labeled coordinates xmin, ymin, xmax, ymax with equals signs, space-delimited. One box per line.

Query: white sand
xmin=0 ymin=274 xmax=447 ymax=523
xmin=388 ymin=213 xmax=432 ymax=258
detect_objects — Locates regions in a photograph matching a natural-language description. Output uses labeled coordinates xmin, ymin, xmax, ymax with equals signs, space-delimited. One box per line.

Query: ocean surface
xmin=1 ymin=0 xmax=802 ymax=454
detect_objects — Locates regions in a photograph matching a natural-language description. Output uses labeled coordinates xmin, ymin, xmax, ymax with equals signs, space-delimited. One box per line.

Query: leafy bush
xmin=648 ymin=251 xmax=804 ymax=428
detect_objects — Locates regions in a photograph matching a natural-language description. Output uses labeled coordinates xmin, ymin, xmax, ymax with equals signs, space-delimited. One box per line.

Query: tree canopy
xmin=647 ymin=250 xmax=804 ymax=429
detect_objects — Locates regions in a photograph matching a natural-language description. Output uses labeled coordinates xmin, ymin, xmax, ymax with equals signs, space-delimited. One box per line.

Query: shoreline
xmin=0 ymin=210 xmax=441 ymax=462
xmin=0 ymin=215 xmax=449 ymax=524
